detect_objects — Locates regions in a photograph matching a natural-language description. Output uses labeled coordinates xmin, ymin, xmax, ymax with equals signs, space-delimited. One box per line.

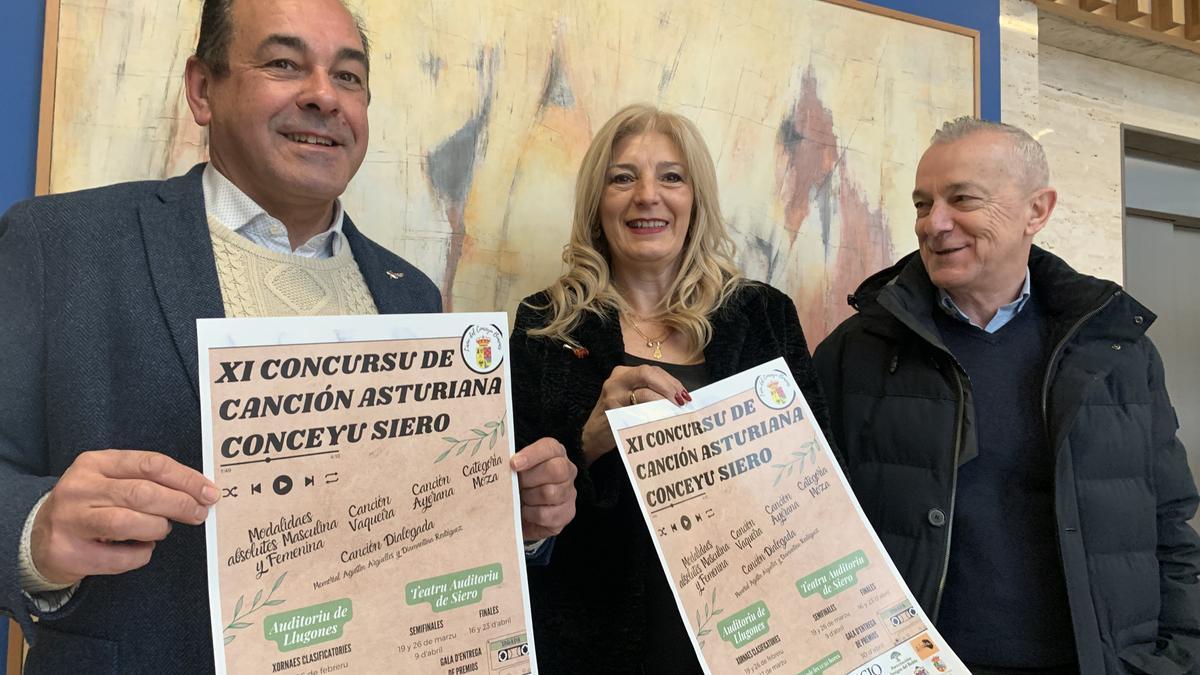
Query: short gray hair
xmin=931 ymin=116 xmax=1049 ymax=188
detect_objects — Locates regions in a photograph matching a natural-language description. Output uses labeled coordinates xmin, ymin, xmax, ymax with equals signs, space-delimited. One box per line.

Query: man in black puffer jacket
xmin=814 ymin=117 xmax=1200 ymax=675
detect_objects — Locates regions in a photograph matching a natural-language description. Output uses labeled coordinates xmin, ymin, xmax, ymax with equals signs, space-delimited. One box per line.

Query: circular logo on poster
xmin=461 ymin=324 xmax=505 ymax=374
xmin=754 ymin=370 xmax=795 ymax=410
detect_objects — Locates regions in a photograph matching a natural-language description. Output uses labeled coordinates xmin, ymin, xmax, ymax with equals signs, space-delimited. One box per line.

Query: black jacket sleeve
xmin=1146 ymin=339 xmax=1200 ymax=673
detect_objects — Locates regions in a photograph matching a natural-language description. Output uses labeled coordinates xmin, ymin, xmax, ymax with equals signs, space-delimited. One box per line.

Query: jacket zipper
xmin=930 ymin=291 xmax=1118 ymax=620
xmin=931 ymin=361 xmax=966 ymax=621
xmin=1038 ymin=290 xmax=1119 ymax=664
xmin=1041 ymin=290 xmax=1119 ymax=433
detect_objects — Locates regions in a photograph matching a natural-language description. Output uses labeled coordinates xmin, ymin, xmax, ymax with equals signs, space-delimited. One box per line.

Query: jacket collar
xmin=874 ymin=252 xmax=947 ymax=351
xmin=1026 ymin=246 xmax=1153 ymax=343
xmin=854 ymin=245 xmax=1154 ymax=345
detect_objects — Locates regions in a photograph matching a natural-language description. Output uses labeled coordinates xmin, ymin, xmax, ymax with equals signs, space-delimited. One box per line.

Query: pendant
xmin=649 ymin=340 xmax=663 ymax=360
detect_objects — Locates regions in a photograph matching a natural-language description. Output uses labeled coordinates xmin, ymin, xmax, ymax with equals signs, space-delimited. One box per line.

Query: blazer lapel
xmin=140 ymin=164 xmax=225 ymax=400
xmin=344 ymin=216 xmax=431 ymax=315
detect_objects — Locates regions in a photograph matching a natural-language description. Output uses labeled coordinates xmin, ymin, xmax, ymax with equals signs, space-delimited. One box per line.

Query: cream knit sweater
xmin=208 ymin=216 xmax=378 ymax=317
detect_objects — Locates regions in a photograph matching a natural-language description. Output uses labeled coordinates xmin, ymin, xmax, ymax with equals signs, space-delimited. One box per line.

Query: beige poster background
xmin=607 ymin=358 xmax=966 ymax=675
xmin=199 ymin=314 xmax=534 ymax=674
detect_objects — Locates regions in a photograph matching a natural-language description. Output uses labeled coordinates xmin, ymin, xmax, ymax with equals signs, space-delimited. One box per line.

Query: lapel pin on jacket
xmin=385 ymin=270 xmax=404 ymax=279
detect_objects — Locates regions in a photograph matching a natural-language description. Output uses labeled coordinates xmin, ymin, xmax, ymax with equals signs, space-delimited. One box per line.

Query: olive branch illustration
xmin=771 ymin=440 xmax=819 ymax=487
xmin=435 ymin=412 xmax=506 ymax=463
xmin=695 ymin=588 xmax=723 ymax=649
xmin=223 ymin=571 xmax=287 ymax=646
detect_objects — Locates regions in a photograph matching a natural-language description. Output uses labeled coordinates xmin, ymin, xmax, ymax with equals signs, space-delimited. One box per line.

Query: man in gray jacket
xmin=0 ymin=0 xmax=576 ymax=671
xmin=815 ymin=118 xmax=1200 ymax=674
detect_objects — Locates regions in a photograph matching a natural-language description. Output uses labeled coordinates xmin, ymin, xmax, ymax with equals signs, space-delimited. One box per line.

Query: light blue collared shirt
xmin=201 ymin=163 xmax=345 ymax=259
xmin=937 ymin=268 xmax=1032 ymax=333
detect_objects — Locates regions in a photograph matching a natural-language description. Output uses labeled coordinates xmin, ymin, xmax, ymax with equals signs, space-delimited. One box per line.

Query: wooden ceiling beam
xmin=1115 ymin=0 xmax=1152 ymax=20
xmin=1185 ymin=0 xmax=1200 ymax=40
xmin=1035 ymin=0 xmax=1200 ymax=53
xmin=1151 ymin=0 xmax=1184 ymax=30
xmin=1045 ymin=0 xmax=1198 ymax=43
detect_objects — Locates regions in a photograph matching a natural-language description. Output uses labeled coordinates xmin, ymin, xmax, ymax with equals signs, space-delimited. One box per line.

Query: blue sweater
xmin=933 ymin=294 xmax=1077 ymax=669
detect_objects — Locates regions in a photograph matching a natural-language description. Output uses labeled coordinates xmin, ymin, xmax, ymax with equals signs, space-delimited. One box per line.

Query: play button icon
xmin=273 ymin=475 xmax=293 ymax=496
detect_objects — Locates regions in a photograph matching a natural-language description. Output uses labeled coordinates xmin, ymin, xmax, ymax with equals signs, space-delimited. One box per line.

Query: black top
xmin=623 ymin=352 xmax=714 ymax=672
xmin=623 ymin=352 xmax=712 ymax=392
xmin=511 ymin=282 xmax=830 ymax=674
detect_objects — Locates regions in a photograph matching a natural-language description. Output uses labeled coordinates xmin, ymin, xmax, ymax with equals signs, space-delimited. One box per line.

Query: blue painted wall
xmin=0 ymin=0 xmax=46 ymax=648
xmin=1 ymin=2 xmax=46 ymax=215
xmin=862 ymin=0 xmax=1002 ymax=121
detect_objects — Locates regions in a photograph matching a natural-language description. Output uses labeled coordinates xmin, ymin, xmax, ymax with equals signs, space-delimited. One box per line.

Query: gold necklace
xmin=626 ymin=316 xmax=671 ymax=360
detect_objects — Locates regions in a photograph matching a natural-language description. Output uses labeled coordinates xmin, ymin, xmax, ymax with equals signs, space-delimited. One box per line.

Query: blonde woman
xmin=511 ymin=104 xmax=829 ymax=673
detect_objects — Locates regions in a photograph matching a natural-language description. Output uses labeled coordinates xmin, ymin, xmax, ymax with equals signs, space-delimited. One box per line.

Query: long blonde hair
xmin=526 ymin=104 xmax=742 ymax=358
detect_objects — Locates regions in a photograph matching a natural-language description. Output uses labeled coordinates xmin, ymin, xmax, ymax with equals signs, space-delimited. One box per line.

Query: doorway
xmin=1122 ymin=127 xmax=1200 ymax=527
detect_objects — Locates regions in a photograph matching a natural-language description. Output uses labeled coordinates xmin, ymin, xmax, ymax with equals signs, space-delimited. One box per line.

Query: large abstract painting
xmin=40 ymin=0 xmax=976 ymax=341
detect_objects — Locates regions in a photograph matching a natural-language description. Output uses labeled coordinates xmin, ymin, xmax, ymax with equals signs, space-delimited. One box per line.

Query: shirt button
xmin=927 ymin=508 xmax=946 ymax=527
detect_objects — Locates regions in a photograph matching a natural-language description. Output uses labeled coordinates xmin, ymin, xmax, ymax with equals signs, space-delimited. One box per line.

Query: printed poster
xmin=606 ymin=358 xmax=967 ymax=675
xmin=198 ymin=313 xmax=536 ymax=674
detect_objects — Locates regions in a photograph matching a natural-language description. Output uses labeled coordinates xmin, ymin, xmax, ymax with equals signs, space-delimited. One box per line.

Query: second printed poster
xmin=607 ymin=358 xmax=967 ymax=675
